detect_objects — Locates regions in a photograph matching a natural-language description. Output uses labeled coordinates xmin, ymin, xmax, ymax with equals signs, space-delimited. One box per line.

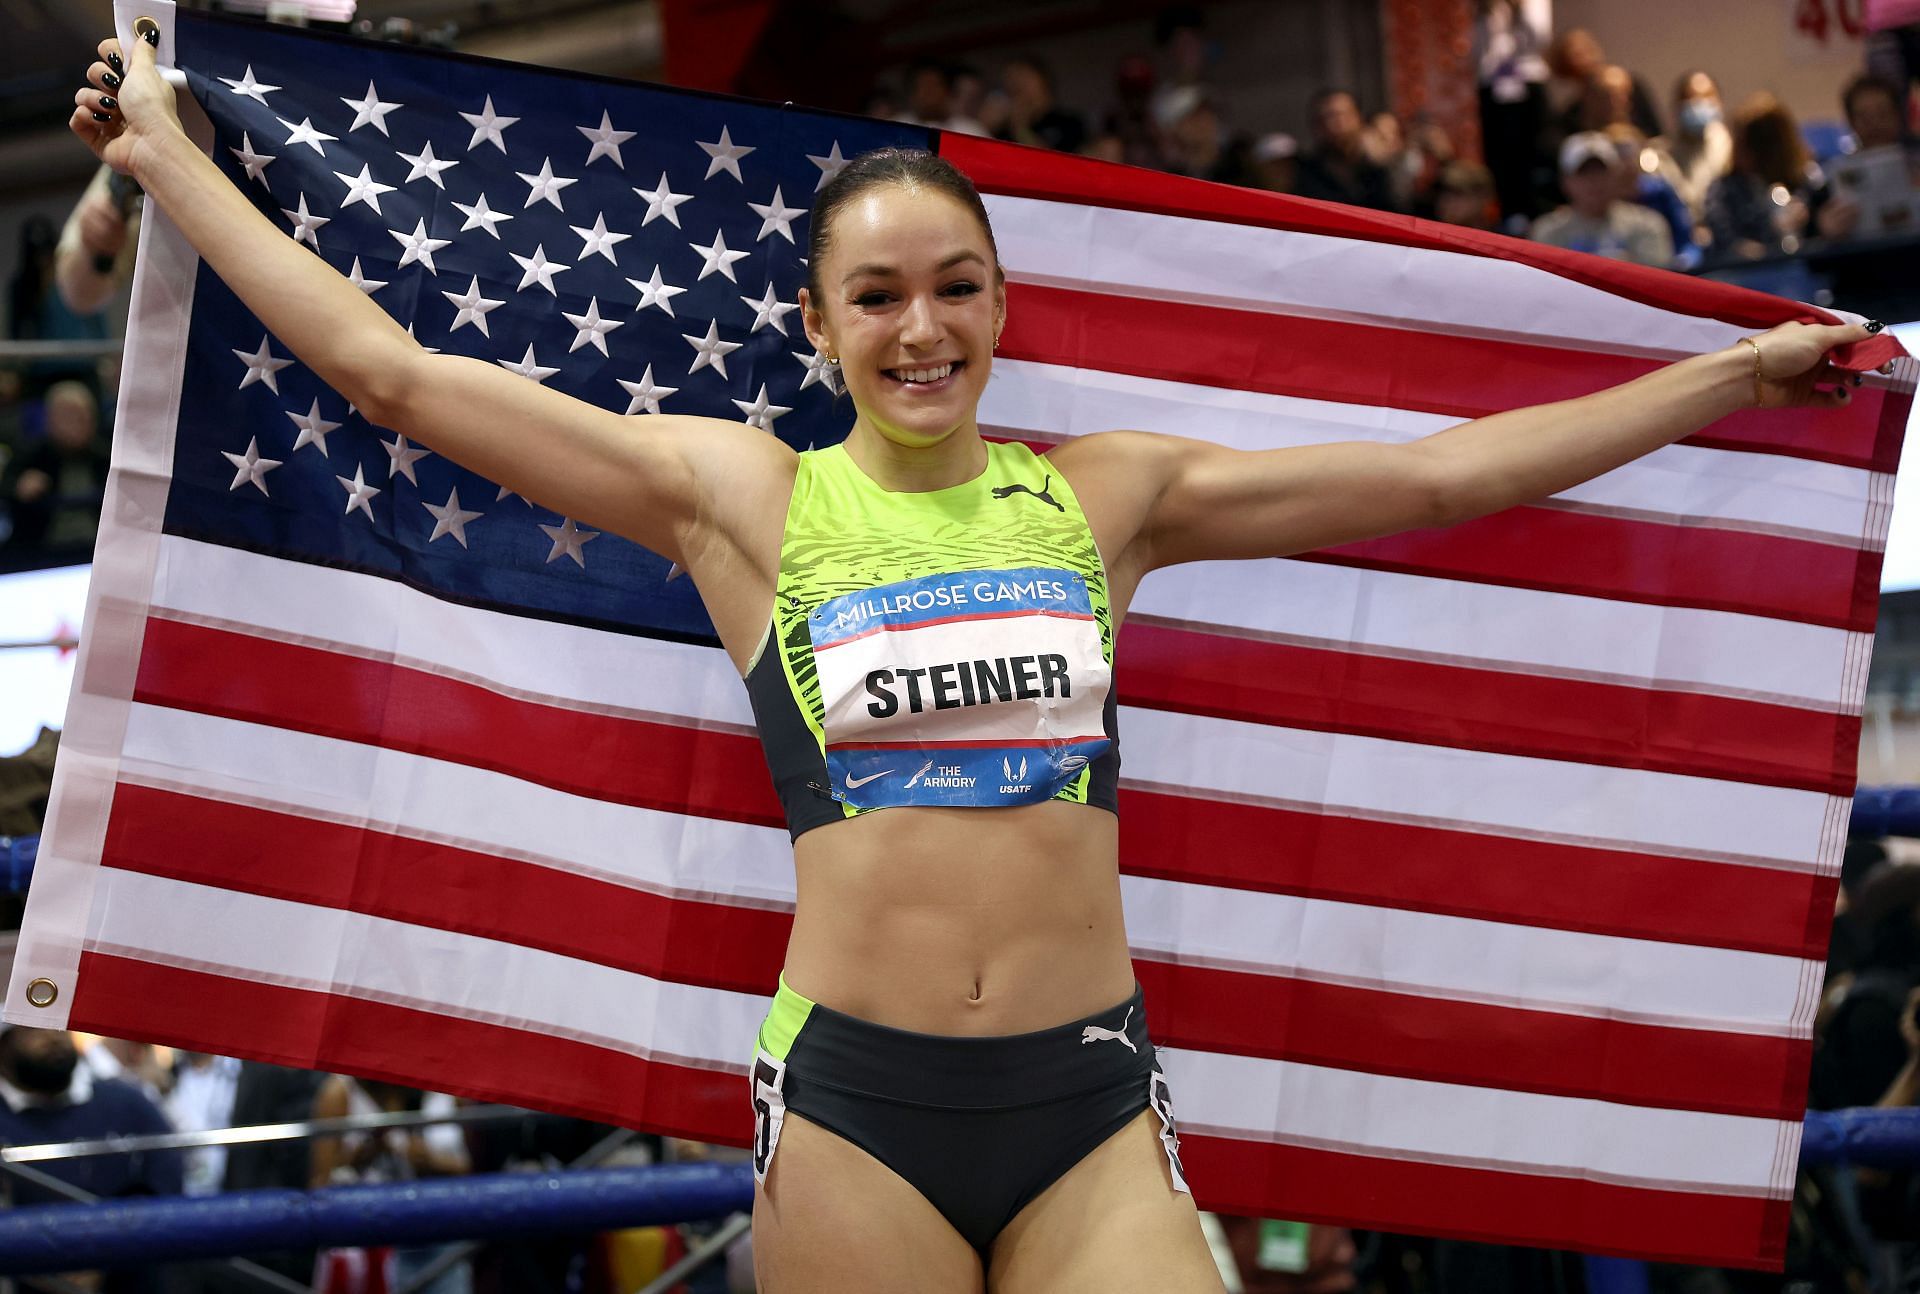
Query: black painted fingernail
xmin=1866 ymin=320 xmax=1885 ymax=334
xmin=143 ymin=26 xmax=159 ymax=46
xmin=103 ymin=71 xmax=120 ymax=89
xmin=107 ymin=52 xmax=123 ymax=73
xmin=99 ymin=95 xmax=117 ymax=110
xmin=92 ymin=111 xmax=111 ymax=122
xmin=1853 ymin=373 xmax=1864 ymax=387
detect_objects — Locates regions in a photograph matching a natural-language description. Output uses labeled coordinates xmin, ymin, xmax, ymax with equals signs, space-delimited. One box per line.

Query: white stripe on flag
xmin=1156 ymin=1045 xmax=1796 ymax=1196
xmin=1119 ymin=875 xmax=1811 ymax=1036
xmin=985 ymin=359 xmax=1884 ymax=548
xmin=985 ymin=195 xmax=1751 ymax=358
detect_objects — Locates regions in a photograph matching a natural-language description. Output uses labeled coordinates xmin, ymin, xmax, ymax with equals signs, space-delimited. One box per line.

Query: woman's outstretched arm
xmin=72 ymin=33 xmax=783 ymax=565
xmin=1075 ymin=320 xmax=1883 ymax=572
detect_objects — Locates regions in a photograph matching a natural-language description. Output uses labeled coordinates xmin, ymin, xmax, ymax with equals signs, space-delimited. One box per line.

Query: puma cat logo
xmin=1080 ymin=1005 xmax=1137 ymax=1052
xmin=991 ymin=475 xmax=1065 ymax=512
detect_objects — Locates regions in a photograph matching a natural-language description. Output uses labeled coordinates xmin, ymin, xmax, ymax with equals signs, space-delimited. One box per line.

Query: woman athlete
xmin=76 ymin=31 xmax=1880 ymax=1294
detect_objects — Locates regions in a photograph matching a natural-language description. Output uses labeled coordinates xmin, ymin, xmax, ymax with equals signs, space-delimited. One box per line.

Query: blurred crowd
xmin=863 ymin=4 xmax=1920 ymax=278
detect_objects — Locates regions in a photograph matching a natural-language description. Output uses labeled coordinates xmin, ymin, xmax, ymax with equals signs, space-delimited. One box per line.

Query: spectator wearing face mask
xmin=1652 ymin=70 xmax=1733 ymax=232
xmin=1530 ymin=131 xmax=1674 ymax=266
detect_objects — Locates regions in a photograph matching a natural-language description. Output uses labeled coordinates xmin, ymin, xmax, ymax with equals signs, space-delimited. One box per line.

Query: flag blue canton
xmin=162 ymin=11 xmax=928 ymax=640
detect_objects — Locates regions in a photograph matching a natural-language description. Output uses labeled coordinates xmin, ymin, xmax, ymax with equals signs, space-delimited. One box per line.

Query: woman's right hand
xmin=71 ymin=33 xmax=181 ymax=179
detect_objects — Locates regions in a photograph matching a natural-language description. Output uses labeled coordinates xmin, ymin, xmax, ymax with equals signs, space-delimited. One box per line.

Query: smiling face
xmin=800 ymin=184 xmax=1005 ymax=452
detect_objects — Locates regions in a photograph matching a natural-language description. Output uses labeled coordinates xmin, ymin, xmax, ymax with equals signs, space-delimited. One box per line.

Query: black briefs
xmin=750 ymin=977 xmax=1188 ymax=1252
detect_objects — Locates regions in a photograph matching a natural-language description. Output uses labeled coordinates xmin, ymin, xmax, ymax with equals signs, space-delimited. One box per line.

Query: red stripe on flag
xmin=1137 ymin=961 xmax=1811 ymax=1121
xmin=99 ymin=784 xmax=1813 ymax=1118
xmin=132 ymin=619 xmax=1837 ymax=957
xmin=100 ymin=783 xmax=790 ymax=995
xmin=70 ymin=952 xmax=751 ymax=1148
xmin=943 ymin=131 xmax=1906 ymax=381
xmin=135 ymin=615 xmax=787 ymax=827
xmin=1182 ymin=1132 xmax=1788 ymax=1270
xmin=1126 ymin=620 xmax=1859 ymax=793
xmin=1122 ymin=787 xmax=1838 ymax=961
xmin=1001 ymin=280 xmax=1898 ymax=475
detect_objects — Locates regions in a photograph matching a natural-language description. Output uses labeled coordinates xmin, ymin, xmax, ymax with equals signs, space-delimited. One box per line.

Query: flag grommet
xmin=133 ymin=16 xmax=160 ymax=43
xmin=23 ymin=978 xmax=57 ymax=1008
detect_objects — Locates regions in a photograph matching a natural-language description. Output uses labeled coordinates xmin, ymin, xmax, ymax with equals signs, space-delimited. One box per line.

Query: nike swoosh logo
xmin=844 ymin=769 xmax=894 ymax=789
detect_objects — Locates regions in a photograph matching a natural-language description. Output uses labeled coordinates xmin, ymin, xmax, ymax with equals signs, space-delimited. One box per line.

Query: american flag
xmin=11 ymin=5 xmax=1915 ymax=1268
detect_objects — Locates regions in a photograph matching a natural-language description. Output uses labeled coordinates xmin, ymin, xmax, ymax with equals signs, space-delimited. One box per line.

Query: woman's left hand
xmin=1745 ymin=320 xmax=1885 ymax=410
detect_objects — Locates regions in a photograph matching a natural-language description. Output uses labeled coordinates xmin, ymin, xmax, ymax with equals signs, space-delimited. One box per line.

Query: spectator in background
xmin=895 ymin=60 xmax=987 ymax=135
xmin=3 ymin=379 xmax=111 ymax=553
xmin=1095 ymin=53 xmax=1171 ymax=170
xmin=57 ymin=164 xmax=141 ymax=318
xmin=1704 ymin=93 xmax=1834 ymax=259
xmin=224 ymin=1061 xmax=326 ymax=1284
xmin=996 ymin=55 xmax=1088 ymax=154
xmin=1652 ymin=70 xmax=1733 ymax=233
xmin=1821 ymin=73 xmax=1920 ymax=242
xmin=1249 ymin=132 xmax=1300 ymax=194
xmin=1473 ymin=0 xmax=1552 ymax=222
xmin=1605 ymin=124 xmax=1695 ymax=266
xmin=1168 ymin=97 xmax=1254 ymax=185
xmin=80 ymin=1035 xmax=166 ymax=1103
xmin=0 ymin=1025 xmax=182 ymax=1294
xmin=8 ymin=216 xmax=107 ymax=403
xmin=1530 ymin=131 xmax=1674 ymax=266
xmin=165 ymin=1052 xmax=241 ymax=1196
xmin=1433 ymin=159 xmax=1499 ymax=230
xmin=1149 ymin=6 xmax=1213 ymax=140
xmin=1544 ymin=31 xmax=1663 ymax=163
xmin=1294 ymin=89 xmax=1403 ymax=212
xmin=950 ymin=63 xmax=990 ymax=134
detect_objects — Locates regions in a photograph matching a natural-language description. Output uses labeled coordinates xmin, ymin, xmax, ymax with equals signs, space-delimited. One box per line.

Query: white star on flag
xmin=732 ymin=384 xmax=793 ymax=432
xmin=218 ymin=65 xmax=280 ymax=105
xmin=336 ymin=463 xmax=381 ymax=520
xmin=793 ymin=348 xmax=841 ymax=393
xmin=220 ymin=436 xmax=282 ymax=494
xmin=228 ymin=132 xmax=275 ymax=185
xmin=424 ymin=487 xmax=483 ymax=547
xmin=633 ymin=173 xmax=693 ymax=228
xmin=287 ymin=398 xmax=342 ymax=456
xmin=617 ymin=364 xmax=679 ymax=414
xmin=278 ymin=115 xmax=337 ymax=155
xmin=539 ymin=517 xmax=600 ymax=568
xmin=509 ymin=245 xmax=571 ymax=295
xmin=697 ymin=125 xmax=754 ymax=181
xmin=578 ymin=111 xmax=636 ymax=168
xmin=807 ymin=140 xmax=849 ymax=190
xmin=562 ymin=298 xmax=624 ymax=355
xmin=341 ymin=81 xmax=402 ymax=135
xmin=398 ymin=141 xmax=460 ymax=188
xmin=442 ymin=276 xmax=505 ymax=336
xmin=405 ymin=323 xmax=441 ymax=354
xmin=281 ymin=193 xmax=329 ymax=247
xmin=232 ymin=335 xmax=294 ymax=393
xmin=460 ymin=95 xmax=519 ymax=151
xmin=346 ymin=257 xmax=388 ymax=296
xmin=682 ymin=321 xmax=743 ymax=379
xmin=749 ymin=186 xmax=804 ymax=243
xmin=627 ymin=266 xmax=687 ymax=318
xmin=382 ymin=434 xmax=433 ymax=484
xmin=571 ymin=213 xmax=630 ymax=264
xmin=741 ymin=282 xmax=798 ymax=335
xmin=517 ymin=157 xmax=578 ymax=211
xmin=498 ymin=345 xmax=561 ymax=383
xmin=334 ymin=163 xmax=396 ymax=216
xmin=690 ymin=228 xmax=749 ymax=282
xmin=452 ymin=193 xmax=512 ymax=238
xmin=390 ymin=218 xmax=451 ymax=273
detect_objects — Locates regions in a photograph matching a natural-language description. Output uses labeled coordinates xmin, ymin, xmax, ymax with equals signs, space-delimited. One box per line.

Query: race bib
xmin=808 ymin=566 xmax=1111 ymax=808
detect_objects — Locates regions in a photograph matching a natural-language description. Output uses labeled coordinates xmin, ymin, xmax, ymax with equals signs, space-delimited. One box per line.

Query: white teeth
xmin=892 ymin=363 xmax=953 ymax=384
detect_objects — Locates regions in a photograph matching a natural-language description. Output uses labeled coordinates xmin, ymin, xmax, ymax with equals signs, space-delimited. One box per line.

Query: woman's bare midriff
xmin=780 ymin=798 xmax=1136 ymax=1036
